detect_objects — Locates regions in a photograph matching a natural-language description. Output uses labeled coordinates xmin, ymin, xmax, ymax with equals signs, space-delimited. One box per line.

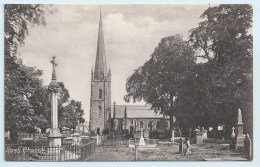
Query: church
xmin=89 ymin=10 xmax=174 ymax=135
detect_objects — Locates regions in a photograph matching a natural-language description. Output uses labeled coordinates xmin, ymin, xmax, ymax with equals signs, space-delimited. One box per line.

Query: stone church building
xmin=89 ymin=10 xmax=173 ymax=134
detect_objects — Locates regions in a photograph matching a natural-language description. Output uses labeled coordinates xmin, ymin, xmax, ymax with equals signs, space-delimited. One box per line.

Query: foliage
xmin=189 ymin=4 xmax=253 ymax=134
xmin=4 ymin=4 xmax=85 ymax=135
xmin=124 ymin=35 xmax=196 ymax=130
xmin=59 ymin=99 xmax=85 ymax=129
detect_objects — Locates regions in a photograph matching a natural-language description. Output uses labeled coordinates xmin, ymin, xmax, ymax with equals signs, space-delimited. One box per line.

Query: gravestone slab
xmin=195 ymin=132 xmax=203 ymax=144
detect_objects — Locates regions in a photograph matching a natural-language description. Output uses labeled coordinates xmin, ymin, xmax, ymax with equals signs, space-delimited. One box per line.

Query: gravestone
xmin=231 ymin=127 xmax=236 ymax=138
xmin=230 ymin=108 xmax=245 ymax=149
xmin=138 ymin=129 xmax=146 ymax=146
xmin=244 ymin=134 xmax=252 ymax=160
xmin=96 ymin=134 xmax=102 ymax=146
xmin=144 ymin=130 xmax=149 ymax=139
xmin=195 ymin=132 xmax=203 ymax=144
xmin=171 ymin=130 xmax=175 ymax=142
xmin=185 ymin=138 xmax=191 ymax=155
xmin=202 ymin=129 xmax=208 ymax=139
xmin=179 ymin=138 xmax=184 ymax=154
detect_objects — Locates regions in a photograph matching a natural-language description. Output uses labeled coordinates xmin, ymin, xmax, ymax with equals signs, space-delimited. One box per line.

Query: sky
xmin=18 ymin=4 xmax=211 ymax=122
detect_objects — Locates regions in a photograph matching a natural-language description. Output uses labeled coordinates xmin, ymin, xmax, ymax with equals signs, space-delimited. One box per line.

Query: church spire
xmin=94 ymin=7 xmax=107 ymax=80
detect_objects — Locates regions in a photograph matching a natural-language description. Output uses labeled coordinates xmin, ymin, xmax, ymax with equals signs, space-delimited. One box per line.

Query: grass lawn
xmin=88 ymin=139 xmax=246 ymax=161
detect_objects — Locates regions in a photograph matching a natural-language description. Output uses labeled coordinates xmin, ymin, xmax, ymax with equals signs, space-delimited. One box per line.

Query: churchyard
xmin=89 ymin=139 xmax=245 ymax=161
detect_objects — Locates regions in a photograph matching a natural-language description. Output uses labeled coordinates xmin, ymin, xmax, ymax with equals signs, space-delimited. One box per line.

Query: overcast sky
xmin=18 ymin=4 xmax=211 ymax=122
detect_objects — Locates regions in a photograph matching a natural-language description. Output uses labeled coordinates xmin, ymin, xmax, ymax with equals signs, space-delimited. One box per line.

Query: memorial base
xmin=138 ymin=137 xmax=146 ymax=146
xmin=230 ymin=136 xmax=245 ymax=149
xmin=48 ymin=129 xmax=62 ymax=146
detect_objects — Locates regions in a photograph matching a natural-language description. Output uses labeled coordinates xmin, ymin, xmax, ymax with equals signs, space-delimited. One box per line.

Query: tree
xmin=124 ymin=35 xmax=196 ymax=130
xmin=5 ymin=60 xmax=49 ymax=134
xmin=4 ymin=5 xmax=52 ymax=135
xmin=189 ymin=4 xmax=253 ymax=135
xmin=59 ymin=99 xmax=85 ymax=130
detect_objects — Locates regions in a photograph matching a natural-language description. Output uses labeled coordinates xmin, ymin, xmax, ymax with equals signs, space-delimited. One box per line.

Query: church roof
xmin=113 ymin=105 xmax=169 ymax=119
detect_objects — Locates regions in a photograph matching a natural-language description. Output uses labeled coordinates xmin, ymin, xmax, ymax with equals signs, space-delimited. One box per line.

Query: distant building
xmin=112 ymin=104 xmax=173 ymax=133
xmin=89 ymin=9 xmax=174 ymax=133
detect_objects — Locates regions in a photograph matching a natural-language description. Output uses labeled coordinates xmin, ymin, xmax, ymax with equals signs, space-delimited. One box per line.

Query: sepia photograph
xmin=4 ymin=4 xmax=253 ymax=161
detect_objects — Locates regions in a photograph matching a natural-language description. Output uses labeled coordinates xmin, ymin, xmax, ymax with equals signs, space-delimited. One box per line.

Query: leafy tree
xmin=189 ymin=4 xmax=253 ymax=135
xmin=4 ymin=4 xmax=52 ymax=135
xmin=59 ymin=99 xmax=85 ymax=130
xmin=124 ymin=35 xmax=196 ymax=130
xmin=5 ymin=60 xmax=49 ymax=134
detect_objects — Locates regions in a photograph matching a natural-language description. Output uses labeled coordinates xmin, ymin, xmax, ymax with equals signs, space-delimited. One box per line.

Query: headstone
xmin=179 ymin=138 xmax=184 ymax=154
xmin=96 ymin=134 xmax=102 ymax=146
xmin=138 ymin=129 xmax=146 ymax=146
xmin=5 ymin=131 xmax=10 ymax=140
xmin=230 ymin=108 xmax=245 ymax=149
xmin=171 ymin=130 xmax=175 ymax=142
xmin=185 ymin=138 xmax=191 ymax=155
xmin=202 ymin=129 xmax=208 ymax=139
xmin=231 ymin=127 xmax=236 ymax=138
xmin=244 ymin=134 xmax=252 ymax=160
xmin=144 ymin=130 xmax=149 ymax=139
xmin=195 ymin=132 xmax=203 ymax=144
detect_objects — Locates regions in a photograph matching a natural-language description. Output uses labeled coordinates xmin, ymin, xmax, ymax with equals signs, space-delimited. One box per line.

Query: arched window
xmin=98 ymin=89 xmax=102 ymax=99
xmin=98 ymin=106 xmax=102 ymax=115
xmin=156 ymin=121 xmax=159 ymax=129
xmin=140 ymin=121 xmax=143 ymax=129
xmin=148 ymin=121 xmax=153 ymax=130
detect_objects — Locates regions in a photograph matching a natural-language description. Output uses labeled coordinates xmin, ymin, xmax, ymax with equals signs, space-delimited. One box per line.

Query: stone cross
xmin=50 ymin=56 xmax=58 ymax=80
xmin=48 ymin=56 xmax=62 ymax=147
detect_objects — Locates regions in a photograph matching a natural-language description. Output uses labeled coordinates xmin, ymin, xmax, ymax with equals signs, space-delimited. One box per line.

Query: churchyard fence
xmin=5 ymin=140 xmax=95 ymax=161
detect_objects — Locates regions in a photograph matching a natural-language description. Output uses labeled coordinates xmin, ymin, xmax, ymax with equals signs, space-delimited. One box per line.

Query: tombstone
xmin=171 ymin=130 xmax=175 ymax=142
xmin=230 ymin=108 xmax=245 ymax=149
xmin=244 ymin=134 xmax=252 ymax=160
xmin=144 ymin=130 xmax=149 ymax=139
xmin=185 ymin=138 xmax=191 ymax=155
xmin=5 ymin=131 xmax=10 ymax=141
xmin=217 ymin=125 xmax=224 ymax=139
xmin=138 ymin=129 xmax=146 ymax=146
xmin=179 ymin=138 xmax=184 ymax=154
xmin=195 ymin=132 xmax=203 ymax=144
xmin=96 ymin=134 xmax=102 ymax=146
xmin=231 ymin=127 xmax=236 ymax=138
xmin=202 ymin=129 xmax=208 ymax=139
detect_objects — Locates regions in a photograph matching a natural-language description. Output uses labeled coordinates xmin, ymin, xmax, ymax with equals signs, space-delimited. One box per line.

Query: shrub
xmin=149 ymin=130 xmax=159 ymax=139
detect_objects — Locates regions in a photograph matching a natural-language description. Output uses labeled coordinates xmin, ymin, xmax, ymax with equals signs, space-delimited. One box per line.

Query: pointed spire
xmin=94 ymin=6 xmax=107 ymax=80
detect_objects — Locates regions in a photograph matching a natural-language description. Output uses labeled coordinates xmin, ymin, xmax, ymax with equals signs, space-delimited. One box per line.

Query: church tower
xmin=89 ymin=9 xmax=111 ymax=133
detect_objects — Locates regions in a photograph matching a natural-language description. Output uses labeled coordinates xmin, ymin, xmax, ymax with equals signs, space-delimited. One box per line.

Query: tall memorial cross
xmin=48 ymin=56 xmax=62 ymax=146
xmin=51 ymin=56 xmax=58 ymax=80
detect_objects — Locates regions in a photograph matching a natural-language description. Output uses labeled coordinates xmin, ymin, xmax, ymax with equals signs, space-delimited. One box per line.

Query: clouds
xmin=18 ymin=5 xmax=209 ymax=122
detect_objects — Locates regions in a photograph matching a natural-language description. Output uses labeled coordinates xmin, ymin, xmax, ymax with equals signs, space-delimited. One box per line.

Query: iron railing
xmin=5 ymin=140 xmax=95 ymax=161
